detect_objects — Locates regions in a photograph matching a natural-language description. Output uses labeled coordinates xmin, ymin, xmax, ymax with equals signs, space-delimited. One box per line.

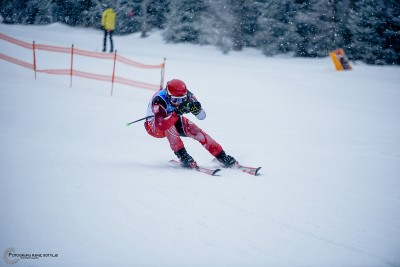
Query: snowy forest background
xmin=0 ymin=0 xmax=399 ymax=65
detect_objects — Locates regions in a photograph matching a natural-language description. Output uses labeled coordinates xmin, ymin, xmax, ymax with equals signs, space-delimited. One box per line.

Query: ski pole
xmin=126 ymin=115 xmax=154 ymax=126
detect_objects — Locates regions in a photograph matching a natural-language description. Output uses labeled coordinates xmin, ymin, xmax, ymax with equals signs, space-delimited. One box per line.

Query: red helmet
xmin=167 ymin=79 xmax=187 ymax=97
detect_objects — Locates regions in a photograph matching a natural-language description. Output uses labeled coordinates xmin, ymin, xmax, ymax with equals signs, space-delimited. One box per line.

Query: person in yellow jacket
xmin=101 ymin=6 xmax=116 ymax=52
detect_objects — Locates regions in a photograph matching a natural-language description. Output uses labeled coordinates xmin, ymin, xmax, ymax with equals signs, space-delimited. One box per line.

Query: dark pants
xmin=103 ymin=30 xmax=113 ymax=52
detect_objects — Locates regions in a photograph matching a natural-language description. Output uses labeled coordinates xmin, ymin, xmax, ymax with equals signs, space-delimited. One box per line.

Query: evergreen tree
xmin=198 ymin=0 xmax=234 ymax=53
xmin=139 ymin=0 xmax=169 ymax=37
xmin=241 ymin=0 xmax=262 ymax=47
xmin=330 ymin=0 xmax=352 ymax=50
xmin=384 ymin=0 xmax=400 ymax=64
xmin=294 ymin=0 xmax=334 ymax=57
xmin=146 ymin=0 xmax=170 ymax=29
xmin=51 ymin=0 xmax=95 ymax=26
xmin=163 ymin=0 xmax=206 ymax=43
xmin=254 ymin=0 xmax=299 ymax=56
xmin=24 ymin=0 xmax=54 ymax=24
xmin=347 ymin=0 xmax=399 ymax=64
xmin=0 ymin=0 xmax=48 ymax=24
xmin=114 ymin=0 xmax=140 ymax=35
xmin=231 ymin=0 xmax=244 ymax=51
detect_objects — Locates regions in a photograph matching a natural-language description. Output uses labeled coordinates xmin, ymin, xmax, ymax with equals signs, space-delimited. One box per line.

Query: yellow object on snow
xmin=330 ymin=48 xmax=352 ymax=71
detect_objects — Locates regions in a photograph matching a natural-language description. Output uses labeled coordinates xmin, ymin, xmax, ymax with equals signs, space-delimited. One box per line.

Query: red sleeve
xmin=153 ymin=104 xmax=179 ymax=131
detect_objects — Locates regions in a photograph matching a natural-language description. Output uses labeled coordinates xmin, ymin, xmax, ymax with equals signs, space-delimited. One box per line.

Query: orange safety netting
xmin=36 ymin=43 xmax=71 ymax=54
xmin=0 ymin=53 xmax=34 ymax=70
xmin=0 ymin=32 xmax=165 ymax=94
xmin=0 ymin=33 xmax=32 ymax=49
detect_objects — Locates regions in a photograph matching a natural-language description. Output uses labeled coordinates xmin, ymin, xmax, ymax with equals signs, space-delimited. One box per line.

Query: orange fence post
xmin=32 ymin=41 xmax=37 ymax=79
xmin=70 ymin=44 xmax=74 ymax=87
xmin=111 ymin=50 xmax=117 ymax=96
xmin=160 ymin=57 xmax=166 ymax=89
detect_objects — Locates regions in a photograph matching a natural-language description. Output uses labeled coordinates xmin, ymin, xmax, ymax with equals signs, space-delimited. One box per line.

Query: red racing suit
xmin=144 ymin=89 xmax=223 ymax=156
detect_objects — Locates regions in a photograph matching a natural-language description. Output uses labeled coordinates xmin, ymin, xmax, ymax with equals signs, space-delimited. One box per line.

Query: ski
xmin=169 ymin=160 xmax=221 ymax=176
xmin=213 ymin=159 xmax=261 ymax=176
xmin=234 ymin=163 xmax=262 ymax=176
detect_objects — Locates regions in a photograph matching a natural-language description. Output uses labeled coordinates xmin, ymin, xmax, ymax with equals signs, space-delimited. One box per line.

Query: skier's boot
xmin=174 ymin=147 xmax=197 ymax=168
xmin=216 ymin=150 xmax=237 ymax=168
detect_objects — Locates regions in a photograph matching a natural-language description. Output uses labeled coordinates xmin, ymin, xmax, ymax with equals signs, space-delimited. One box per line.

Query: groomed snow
xmin=1 ymin=23 xmax=400 ymax=267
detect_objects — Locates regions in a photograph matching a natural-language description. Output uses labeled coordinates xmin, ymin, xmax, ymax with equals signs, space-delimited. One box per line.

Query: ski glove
xmin=175 ymin=101 xmax=202 ymax=116
xmin=175 ymin=102 xmax=192 ymax=116
xmin=189 ymin=101 xmax=202 ymax=115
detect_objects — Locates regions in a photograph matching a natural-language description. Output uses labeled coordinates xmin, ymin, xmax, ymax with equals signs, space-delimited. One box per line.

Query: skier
xmin=144 ymin=79 xmax=237 ymax=168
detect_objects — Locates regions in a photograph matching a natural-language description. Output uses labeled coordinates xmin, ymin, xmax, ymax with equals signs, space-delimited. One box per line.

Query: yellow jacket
xmin=101 ymin=8 xmax=116 ymax=31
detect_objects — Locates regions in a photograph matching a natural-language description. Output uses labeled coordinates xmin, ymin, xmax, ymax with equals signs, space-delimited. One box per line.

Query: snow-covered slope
xmin=1 ymin=23 xmax=399 ymax=267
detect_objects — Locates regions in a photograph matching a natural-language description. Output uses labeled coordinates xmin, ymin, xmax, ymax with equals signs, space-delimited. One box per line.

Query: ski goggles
xmin=169 ymin=94 xmax=187 ymax=104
